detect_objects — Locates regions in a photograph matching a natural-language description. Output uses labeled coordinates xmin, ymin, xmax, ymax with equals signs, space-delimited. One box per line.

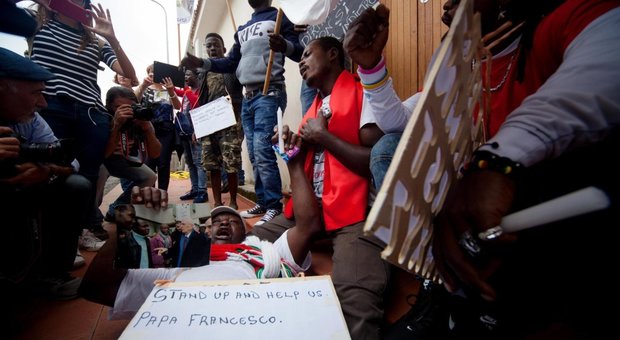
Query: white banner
xmin=120 ymin=276 xmax=350 ymax=340
xmin=280 ymin=0 xmax=339 ymax=25
xmin=190 ymin=96 xmax=236 ymax=139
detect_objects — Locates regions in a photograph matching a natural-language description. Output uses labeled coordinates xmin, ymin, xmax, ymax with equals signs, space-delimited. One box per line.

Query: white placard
xmin=120 ymin=276 xmax=350 ymax=340
xmin=190 ymin=96 xmax=236 ymax=139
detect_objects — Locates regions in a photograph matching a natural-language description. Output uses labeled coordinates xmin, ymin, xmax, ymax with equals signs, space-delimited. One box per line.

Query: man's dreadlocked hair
xmin=502 ymin=0 xmax=567 ymax=81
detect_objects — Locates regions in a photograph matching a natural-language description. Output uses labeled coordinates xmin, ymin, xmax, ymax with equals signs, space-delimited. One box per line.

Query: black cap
xmin=0 ymin=47 xmax=54 ymax=82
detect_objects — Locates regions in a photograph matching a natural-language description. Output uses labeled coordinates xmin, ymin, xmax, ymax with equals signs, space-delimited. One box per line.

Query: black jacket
xmin=169 ymin=230 xmax=211 ymax=267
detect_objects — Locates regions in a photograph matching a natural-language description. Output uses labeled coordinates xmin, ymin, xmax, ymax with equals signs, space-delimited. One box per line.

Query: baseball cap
xmin=0 ymin=47 xmax=54 ymax=81
xmin=210 ymin=205 xmax=243 ymax=222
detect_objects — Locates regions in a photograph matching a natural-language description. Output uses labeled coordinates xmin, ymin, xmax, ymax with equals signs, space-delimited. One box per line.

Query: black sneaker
xmin=193 ymin=192 xmax=209 ymax=203
xmin=240 ymin=205 xmax=266 ymax=218
xmin=180 ymin=190 xmax=198 ymax=200
xmin=254 ymin=209 xmax=280 ymax=226
xmin=383 ymin=279 xmax=450 ymax=340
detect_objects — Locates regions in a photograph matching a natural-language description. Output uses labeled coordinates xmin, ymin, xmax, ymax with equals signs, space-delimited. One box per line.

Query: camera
xmin=131 ymin=103 xmax=154 ymax=121
xmin=0 ymin=132 xmax=74 ymax=178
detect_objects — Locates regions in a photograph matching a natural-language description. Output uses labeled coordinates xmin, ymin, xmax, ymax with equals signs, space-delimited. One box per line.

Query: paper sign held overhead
xmin=119 ymin=276 xmax=350 ymax=340
xmin=190 ymin=96 xmax=236 ymax=139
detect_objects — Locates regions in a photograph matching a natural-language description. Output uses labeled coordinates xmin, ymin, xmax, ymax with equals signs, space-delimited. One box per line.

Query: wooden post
xmin=225 ymin=0 xmax=237 ymax=31
xmin=263 ymin=8 xmax=283 ymax=95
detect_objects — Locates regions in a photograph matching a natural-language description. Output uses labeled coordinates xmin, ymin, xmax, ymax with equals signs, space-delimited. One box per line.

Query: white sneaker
xmin=73 ymin=251 xmax=85 ymax=269
xmin=79 ymin=230 xmax=105 ymax=251
xmin=253 ymin=209 xmax=281 ymax=226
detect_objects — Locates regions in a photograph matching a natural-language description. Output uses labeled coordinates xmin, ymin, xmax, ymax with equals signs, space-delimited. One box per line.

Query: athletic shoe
xmin=253 ymin=209 xmax=280 ymax=226
xmin=79 ymin=230 xmax=106 ymax=251
xmin=193 ymin=192 xmax=209 ymax=203
xmin=73 ymin=251 xmax=85 ymax=269
xmin=239 ymin=205 xmax=266 ymax=218
xmin=180 ymin=190 xmax=199 ymax=200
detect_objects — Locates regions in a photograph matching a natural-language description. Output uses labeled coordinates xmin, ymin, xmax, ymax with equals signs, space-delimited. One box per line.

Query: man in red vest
xmin=252 ymin=36 xmax=387 ymax=339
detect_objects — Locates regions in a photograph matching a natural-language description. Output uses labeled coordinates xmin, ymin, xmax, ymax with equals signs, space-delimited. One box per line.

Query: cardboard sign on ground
xmin=120 ymin=275 xmax=350 ymax=340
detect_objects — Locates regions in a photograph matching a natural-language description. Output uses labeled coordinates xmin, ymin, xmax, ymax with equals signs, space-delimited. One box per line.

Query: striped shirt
xmin=31 ymin=19 xmax=117 ymax=109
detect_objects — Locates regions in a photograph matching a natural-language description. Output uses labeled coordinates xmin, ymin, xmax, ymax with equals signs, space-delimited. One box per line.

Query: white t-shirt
xmin=109 ymin=230 xmax=310 ymax=319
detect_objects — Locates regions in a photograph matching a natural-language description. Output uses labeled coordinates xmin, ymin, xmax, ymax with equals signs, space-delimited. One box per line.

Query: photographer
xmin=0 ymin=47 xmax=91 ymax=300
xmin=99 ymin=86 xmax=161 ymax=217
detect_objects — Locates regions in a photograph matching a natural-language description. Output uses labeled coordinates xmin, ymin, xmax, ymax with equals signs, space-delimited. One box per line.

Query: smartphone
xmin=49 ymin=0 xmax=92 ymax=27
xmin=153 ymin=61 xmax=186 ymax=88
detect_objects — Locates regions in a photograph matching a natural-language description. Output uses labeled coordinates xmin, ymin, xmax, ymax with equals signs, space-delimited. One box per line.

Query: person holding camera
xmin=100 ymin=86 xmax=161 ymax=217
xmin=0 ymin=47 xmax=92 ymax=300
xmin=135 ymin=65 xmax=181 ymax=191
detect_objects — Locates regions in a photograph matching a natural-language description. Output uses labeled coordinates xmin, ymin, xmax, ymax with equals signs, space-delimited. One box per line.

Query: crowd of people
xmin=1 ymin=0 xmax=619 ymax=338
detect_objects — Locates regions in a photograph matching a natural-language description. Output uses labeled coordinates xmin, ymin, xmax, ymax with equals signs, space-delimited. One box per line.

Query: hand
xmin=131 ymin=186 xmax=168 ymax=209
xmin=112 ymin=104 xmax=133 ymax=130
xmin=272 ymin=124 xmax=302 ymax=151
xmin=191 ymin=133 xmax=198 ymax=145
xmin=180 ymin=52 xmax=204 ymax=70
xmin=432 ymin=170 xmax=516 ymax=301
xmin=343 ymin=4 xmax=390 ymax=69
xmin=0 ymin=162 xmax=50 ymax=187
xmin=155 ymin=247 xmax=168 ymax=256
xmin=161 ymin=77 xmax=174 ymax=91
xmin=85 ymin=4 xmax=116 ymax=41
xmin=300 ymin=112 xmax=328 ymax=145
xmin=268 ymin=33 xmax=287 ymax=53
xmin=0 ymin=127 xmax=20 ymax=161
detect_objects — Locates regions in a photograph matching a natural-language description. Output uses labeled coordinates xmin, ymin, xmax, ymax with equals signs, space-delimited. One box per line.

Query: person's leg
xmin=221 ymin=124 xmax=242 ymax=209
xmin=370 ymin=133 xmax=402 ymax=189
xmin=210 ymin=170 xmax=223 ymax=206
xmin=331 ymin=222 xmax=390 ymax=340
xmin=191 ymin=140 xmax=207 ymax=193
xmin=252 ymin=92 xmax=283 ymax=212
xmin=120 ymin=178 xmax=133 ymax=192
xmin=155 ymin=123 xmax=175 ymax=190
xmin=43 ymin=174 xmax=92 ymax=274
xmin=106 ymin=158 xmax=157 ymax=207
xmin=181 ymin=136 xmax=199 ymax=193
xmin=240 ymin=97 xmax=265 ymax=211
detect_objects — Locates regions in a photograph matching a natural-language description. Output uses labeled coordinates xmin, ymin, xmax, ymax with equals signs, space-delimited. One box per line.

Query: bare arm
xmin=85 ymin=4 xmax=138 ymax=84
xmin=79 ymin=187 xmax=169 ymax=305
xmin=280 ymin=131 xmax=323 ymax=264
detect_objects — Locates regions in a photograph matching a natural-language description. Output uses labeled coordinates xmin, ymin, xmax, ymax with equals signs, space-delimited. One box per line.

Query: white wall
xmin=191 ymin=0 xmax=304 ymax=192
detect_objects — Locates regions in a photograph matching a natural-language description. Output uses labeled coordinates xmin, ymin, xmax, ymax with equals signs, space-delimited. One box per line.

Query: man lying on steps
xmin=78 ymin=135 xmax=322 ymax=319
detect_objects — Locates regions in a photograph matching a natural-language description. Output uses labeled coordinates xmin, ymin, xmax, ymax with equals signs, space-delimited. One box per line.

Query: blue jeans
xmin=40 ymin=96 xmax=111 ymax=182
xmin=104 ymin=156 xmax=157 ymax=214
xmin=120 ymin=178 xmax=133 ymax=192
xmin=300 ymin=80 xmax=317 ymax=117
xmin=40 ymin=95 xmax=111 ymax=228
xmin=181 ymin=136 xmax=206 ymax=192
xmin=370 ymin=133 xmax=402 ymax=190
xmin=241 ymin=87 xmax=286 ymax=210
